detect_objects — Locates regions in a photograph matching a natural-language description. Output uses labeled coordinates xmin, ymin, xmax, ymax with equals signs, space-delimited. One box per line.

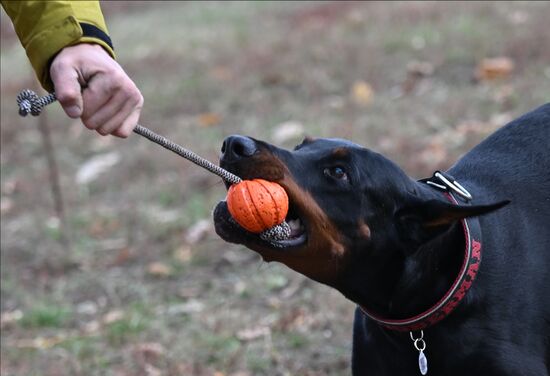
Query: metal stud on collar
xmin=16 ymin=89 xmax=291 ymax=241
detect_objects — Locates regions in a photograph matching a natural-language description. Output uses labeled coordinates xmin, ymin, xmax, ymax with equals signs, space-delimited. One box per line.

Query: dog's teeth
xmin=288 ymin=219 xmax=302 ymax=231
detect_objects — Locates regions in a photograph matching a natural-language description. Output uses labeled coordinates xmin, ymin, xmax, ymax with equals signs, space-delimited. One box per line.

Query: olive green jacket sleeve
xmin=1 ymin=0 xmax=115 ymax=91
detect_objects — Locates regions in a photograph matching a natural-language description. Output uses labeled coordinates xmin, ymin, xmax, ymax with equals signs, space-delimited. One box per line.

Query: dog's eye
xmin=324 ymin=166 xmax=348 ymax=181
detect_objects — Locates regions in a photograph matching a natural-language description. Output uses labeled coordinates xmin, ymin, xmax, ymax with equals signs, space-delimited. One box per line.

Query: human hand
xmin=49 ymin=43 xmax=143 ymax=138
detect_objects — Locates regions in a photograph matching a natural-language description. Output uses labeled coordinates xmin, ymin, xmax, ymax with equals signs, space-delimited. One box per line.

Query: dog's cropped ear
xmin=395 ymin=198 xmax=510 ymax=247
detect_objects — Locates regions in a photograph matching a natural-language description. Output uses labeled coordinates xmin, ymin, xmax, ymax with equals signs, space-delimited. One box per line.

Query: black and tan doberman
xmin=213 ymin=103 xmax=550 ymax=375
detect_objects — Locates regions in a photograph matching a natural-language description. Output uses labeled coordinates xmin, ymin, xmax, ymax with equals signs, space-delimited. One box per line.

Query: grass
xmin=2 ymin=1 xmax=550 ymax=375
xmin=105 ymin=315 xmax=148 ymax=345
xmin=20 ymin=305 xmax=71 ymax=329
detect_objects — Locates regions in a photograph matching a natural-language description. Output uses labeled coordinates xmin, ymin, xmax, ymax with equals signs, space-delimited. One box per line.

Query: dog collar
xmin=359 ymin=173 xmax=482 ymax=332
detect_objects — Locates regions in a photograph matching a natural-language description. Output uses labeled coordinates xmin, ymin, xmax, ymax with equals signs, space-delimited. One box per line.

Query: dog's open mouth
xmin=213 ymin=186 xmax=308 ymax=250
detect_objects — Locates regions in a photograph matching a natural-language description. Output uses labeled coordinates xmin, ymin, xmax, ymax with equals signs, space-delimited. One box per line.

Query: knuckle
xmin=137 ymin=91 xmax=144 ymax=106
xmin=56 ymin=87 xmax=79 ymax=103
xmin=83 ymin=118 xmax=98 ymax=130
xmin=117 ymin=128 xmax=131 ymax=138
xmin=131 ymin=89 xmax=144 ymax=107
xmin=97 ymin=127 xmax=110 ymax=136
xmin=50 ymin=59 xmax=69 ymax=75
xmin=109 ymin=70 xmax=127 ymax=89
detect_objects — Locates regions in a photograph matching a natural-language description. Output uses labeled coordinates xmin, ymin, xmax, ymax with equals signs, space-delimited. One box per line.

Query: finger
xmin=99 ymin=90 xmax=142 ymax=137
xmin=112 ymin=107 xmax=141 ymax=138
xmin=82 ymin=90 xmax=126 ymax=132
xmin=50 ymin=61 xmax=83 ymax=118
xmin=80 ymin=73 xmax=118 ymax=122
xmin=89 ymin=83 xmax=143 ymax=135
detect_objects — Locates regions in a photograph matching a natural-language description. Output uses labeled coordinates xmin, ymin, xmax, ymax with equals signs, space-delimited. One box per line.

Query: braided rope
xmin=16 ymin=89 xmax=291 ymax=241
xmin=133 ymin=125 xmax=242 ymax=185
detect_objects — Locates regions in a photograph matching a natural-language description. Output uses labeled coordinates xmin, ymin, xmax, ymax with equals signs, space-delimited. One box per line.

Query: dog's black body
xmin=214 ymin=103 xmax=550 ymax=375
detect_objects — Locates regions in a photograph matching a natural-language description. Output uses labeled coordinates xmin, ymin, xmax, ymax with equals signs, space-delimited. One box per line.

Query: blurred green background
xmin=1 ymin=2 xmax=549 ymax=375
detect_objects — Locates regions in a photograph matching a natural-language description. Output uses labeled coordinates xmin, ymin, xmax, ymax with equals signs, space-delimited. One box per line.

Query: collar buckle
xmin=424 ymin=171 xmax=473 ymax=202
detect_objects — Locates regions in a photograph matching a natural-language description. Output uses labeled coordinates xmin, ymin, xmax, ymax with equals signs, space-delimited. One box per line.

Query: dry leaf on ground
xmin=147 ymin=262 xmax=173 ymax=278
xmin=197 ymin=113 xmax=221 ymax=127
xmin=76 ymin=152 xmax=121 ymax=185
xmin=475 ymin=57 xmax=515 ymax=81
xmin=350 ymin=80 xmax=374 ymax=106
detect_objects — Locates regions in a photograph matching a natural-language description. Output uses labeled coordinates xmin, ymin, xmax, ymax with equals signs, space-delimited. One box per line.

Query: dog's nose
xmin=221 ymin=135 xmax=257 ymax=161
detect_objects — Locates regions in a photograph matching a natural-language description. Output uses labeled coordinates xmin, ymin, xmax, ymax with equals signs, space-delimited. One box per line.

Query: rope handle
xmin=16 ymin=89 xmax=291 ymax=241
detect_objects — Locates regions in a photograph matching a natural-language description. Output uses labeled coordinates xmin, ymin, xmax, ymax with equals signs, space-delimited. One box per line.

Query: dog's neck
xmin=387 ymin=221 xmax=465 ymax=318
xmin=338 ymin=208 xmax=466 ymax=320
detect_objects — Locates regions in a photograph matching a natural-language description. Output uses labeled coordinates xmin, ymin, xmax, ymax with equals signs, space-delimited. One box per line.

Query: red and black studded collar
xmin=359 ymin=172 xmax=482 ymax=332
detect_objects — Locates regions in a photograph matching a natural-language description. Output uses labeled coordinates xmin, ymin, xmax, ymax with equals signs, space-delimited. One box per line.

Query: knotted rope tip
xmin=18 ymin=103 xmax=31 ymax=117
xmin=17 ymin=89 xmax=56 ymax=117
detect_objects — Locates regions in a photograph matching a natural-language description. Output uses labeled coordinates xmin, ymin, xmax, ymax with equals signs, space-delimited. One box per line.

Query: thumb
xmin=50 ymin=65 xmax=83 ymax=118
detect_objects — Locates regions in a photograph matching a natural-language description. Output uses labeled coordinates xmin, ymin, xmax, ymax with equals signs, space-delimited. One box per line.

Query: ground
xmin=1 ymin=2 xmax=549 ymax=375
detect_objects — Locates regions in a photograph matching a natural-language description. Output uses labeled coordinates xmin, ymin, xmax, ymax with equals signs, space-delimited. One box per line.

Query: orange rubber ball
xmin=227 ymin=179 xmax=289 ymax=233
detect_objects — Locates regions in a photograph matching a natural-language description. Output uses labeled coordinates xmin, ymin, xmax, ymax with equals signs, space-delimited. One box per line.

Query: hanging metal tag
xmin=410 ymin=331 xmax=428 ymax=375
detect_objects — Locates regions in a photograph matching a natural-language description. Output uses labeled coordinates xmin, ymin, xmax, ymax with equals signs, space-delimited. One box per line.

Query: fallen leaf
xmin=261 ymin=71 xmax=287 ymax=86
xmin=144 ymin=364 xmax=162 ymax=376
xmin=163 ymin=300 xmax=205 ymax=315
xmin=276 ymin=307 xmax=315 ymax=332
xmin=1 ymin=310 xmax=23 ymax=329
xmin=76 ymin=152 xmax=120 ymax=185
xmin=111 ymin=247 xmax=133 ymax=266
xmin=197 ymin=113 xmax=221 ymax=127
xmin=236 ymin=326 xmax=271 ymax=341
xmin=407 ymin=60 xmax=434 ymax=77
xmin=210 ymin=66 xmax=233 ymax=81
xmin=102 ymin=310 xmax=125 ymax=324
xmin=174 ymin=245 xmax=193 ymax=263
xmin=185 ymin=219 xmax=212 ymax=244
xmin=13 ymin=335 xmax=67 ymax=349
xmin=271 ymin=121 xmax=305 ymax=144
xmin=177 ymin=286 xmax=200 ymax=299
xmin=82 ymin=320 xmax=100 ymax=334
xmin=147 ymin=262 xmax=173 ymax=278
xmin=350 ymin=80 xmax=374 ymax=106
xmin=134 ymin=342 xmax=165 ymax=364
xmin=475 ymin=57 xmax=515 ymax=81
xmin=76 ymin=301 xmax=98 ymax=315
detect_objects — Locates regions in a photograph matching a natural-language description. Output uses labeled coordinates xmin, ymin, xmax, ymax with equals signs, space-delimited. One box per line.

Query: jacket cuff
xmin=26 ymin=16 xmax=116 ymax=92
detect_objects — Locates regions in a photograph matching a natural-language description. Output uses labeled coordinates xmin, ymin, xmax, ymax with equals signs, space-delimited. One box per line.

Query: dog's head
xmin=213 ymin=135 xmax=507 ymax=305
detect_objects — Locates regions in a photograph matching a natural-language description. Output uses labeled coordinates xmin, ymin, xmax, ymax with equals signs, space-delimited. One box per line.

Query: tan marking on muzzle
xmin=238 ymin=151 xmax=349 ymax=284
